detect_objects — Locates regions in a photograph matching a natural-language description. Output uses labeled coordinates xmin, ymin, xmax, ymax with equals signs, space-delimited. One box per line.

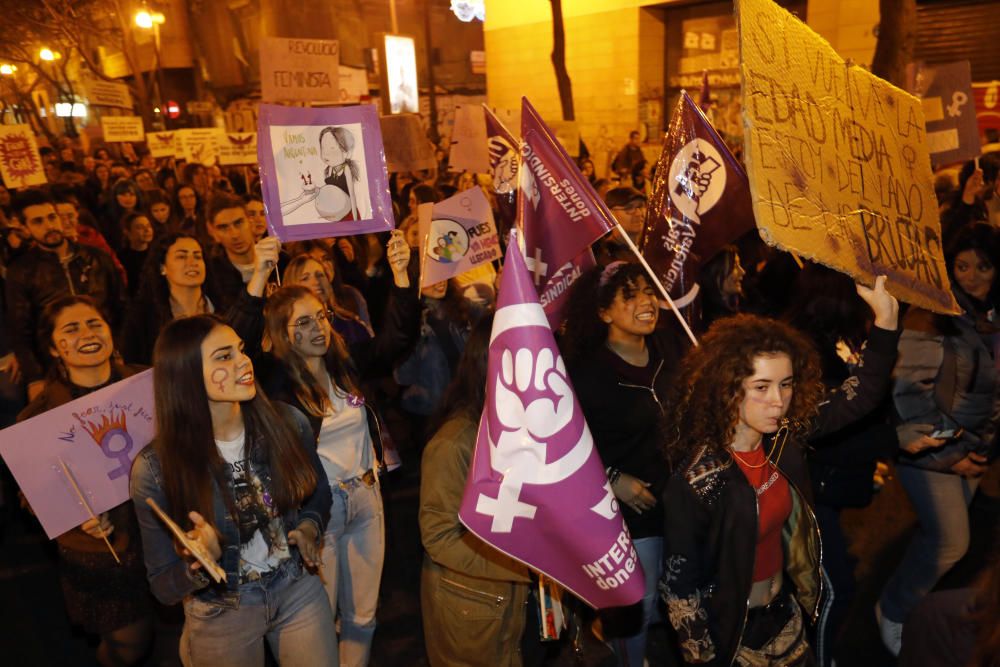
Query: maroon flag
xmin=459 ymin=231 xmax=645 ymax=609
xmin=484 ymin=106 xmax=519 ymax=239
xmin=518 ymin=98 xmax=615 ymax=326
xmin=639 ymin=92 xmax=755 ymax=308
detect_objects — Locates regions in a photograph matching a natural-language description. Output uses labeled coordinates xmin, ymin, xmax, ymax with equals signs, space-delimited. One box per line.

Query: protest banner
xmin=217 ymin=132 xmax=258 ymax=166
xmin=83 ymin=79 xmax=133 ymax=110
xmin=640 ymin=91 xmax=756 ymax=308
xmin=338 ymin=66 xmax=370 ymax=104
xmin=417 ymin=187 xmax=501 ymax=288
xmin=257 ymin=103 xmax=393 ymax=241
xmin=484 ymin=106 xmax=520 ymax=237
xmin=973 ymin=81 xmax=1000 ymax=137
xmin=146 ymin=131 xmax=176 ymax=159
xmin=0 ymin=371 xmax=155 ymax=539
xmin=906 ymin=61 xmax=980 ymax=168
xmin=459 ymin=231 xmax=645 ymax=610
xmin=737 ymin=0 xmax=959 ymax=314
xmin=518 ymin=97 xmax=615 ymax=326
xmin=176 ymin=128 xmax=223 ymax=166
xmin=101 ymin=116 xmax=145 ymax=143
xmin=0 ymin=124 xmax=46 ymax=188
xmin=379 ymin=113 xmax=437 ymax=173
xmin=448 ymin=104 xmax=490 ymax=174
xmin=260 ymin=37 xmax=340 ymax=103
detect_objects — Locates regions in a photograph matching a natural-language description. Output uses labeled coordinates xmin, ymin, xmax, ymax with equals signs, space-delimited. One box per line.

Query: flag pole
xmin=613 ymin=224 xmax=699 ymax=347
xmin=58 ymin=458 xmax=121 ymax=564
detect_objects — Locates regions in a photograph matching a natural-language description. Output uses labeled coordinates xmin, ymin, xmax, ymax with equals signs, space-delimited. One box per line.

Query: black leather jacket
xmin=660 ymin=325 xmax=900 ymax=666
xmin=4 ymin=243 xmax=124 ymax=383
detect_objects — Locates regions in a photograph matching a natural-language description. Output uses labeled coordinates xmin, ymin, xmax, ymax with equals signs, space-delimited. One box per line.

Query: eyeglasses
xmin=612 ymin=203 xmax=646 ymax=214
xmin=287 ymin=311 xmax=330 ymax=331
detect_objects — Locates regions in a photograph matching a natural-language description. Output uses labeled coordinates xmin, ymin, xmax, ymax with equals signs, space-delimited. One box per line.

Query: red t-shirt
xmin=733 ymin=446 xmax=792 ymax=582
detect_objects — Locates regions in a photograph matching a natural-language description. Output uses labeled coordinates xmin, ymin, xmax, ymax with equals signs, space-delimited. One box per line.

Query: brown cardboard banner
xmin=737 ymin=0 xmax=959 ymax=314
xmin=260 ymin=37 xmax=340 ymax=104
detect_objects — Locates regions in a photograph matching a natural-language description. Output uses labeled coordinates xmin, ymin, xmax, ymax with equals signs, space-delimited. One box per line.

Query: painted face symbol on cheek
xmin=57 ymin=339 xmax=70 ymax=353
xmin=211 ymin=368 xmax=229 ymax=393
xmin=293 ymin=331 xmax=303 ymax=346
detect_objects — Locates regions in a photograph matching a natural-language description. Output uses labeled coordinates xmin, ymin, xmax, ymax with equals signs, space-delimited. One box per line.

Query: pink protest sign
xmin=459 ymin=232 xmax=645 ymax=609
xmin=418 ymin=187 xmax=501 ymax=288
xmin=0 ymin=371 xmax=155 ymax=539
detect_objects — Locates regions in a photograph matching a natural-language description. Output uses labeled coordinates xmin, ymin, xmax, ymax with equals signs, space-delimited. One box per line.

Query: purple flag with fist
xmin=459 ymin=231 xmax=645 ymax=609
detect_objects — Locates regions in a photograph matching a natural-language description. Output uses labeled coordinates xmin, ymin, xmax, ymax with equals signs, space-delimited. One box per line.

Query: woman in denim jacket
xmin=877 ymin=223 xmax=1000 ymax=656
xmin=130 ymin=314 xmax=335 ymax=667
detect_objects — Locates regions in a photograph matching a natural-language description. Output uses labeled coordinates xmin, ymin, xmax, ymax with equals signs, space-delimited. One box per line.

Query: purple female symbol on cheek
xmin=211 ymin=368 xmax=228 ymax=393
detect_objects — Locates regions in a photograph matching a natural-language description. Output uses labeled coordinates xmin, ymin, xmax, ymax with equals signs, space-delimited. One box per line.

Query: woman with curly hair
xmin=660 ymin=277 xmax=899 ymax=667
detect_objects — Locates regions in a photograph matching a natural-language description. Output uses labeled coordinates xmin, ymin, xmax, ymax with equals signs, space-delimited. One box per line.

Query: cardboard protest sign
xmin=0 ymin=371 xmax=155 ymax=539
xmin=0 ymin=125 xmax=47 ymax=188
xmin=448 ymin=104 xmax=490 ymax=174
xmin=176 ymin=128 xmax=223 ymax=166
xmin=146 ymin=131 xmax=176 ymax=159
xmin=101 ymin=116 xmax=145 ymax=143
xmin=257 ymin=103 xmax=393 ymax=242
xmin=737 ymin=0 xmax=959 ymax=314
xmin=907 ymin=61 xmax=980 ymax=167
xmin=218 ymin=132 xmax=258 ymax=166
xmin=459 ymin=232 xmax=645 ymax=610
xmin=418 ymin=187 xmax=501 ymax=288
xmin=379 ymin=113 xmax=437 ymax=173
xmin=84 ymin=79 xmax=133 ymax=109
xmin=338 ymin=66 xmax=370 ymax=104
xmin=260 ymin=37 xmax=340 ymax=103
xmin=640 ymin=92 xmax=756 ymax=308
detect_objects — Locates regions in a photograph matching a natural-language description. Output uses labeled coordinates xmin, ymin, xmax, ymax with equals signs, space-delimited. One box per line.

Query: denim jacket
xmin=129 ymin=403 xmax=331 ymax=607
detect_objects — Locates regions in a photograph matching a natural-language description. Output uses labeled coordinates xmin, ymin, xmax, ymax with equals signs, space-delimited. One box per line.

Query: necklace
xmin=730 ymin=419 xmax=791 ymax=469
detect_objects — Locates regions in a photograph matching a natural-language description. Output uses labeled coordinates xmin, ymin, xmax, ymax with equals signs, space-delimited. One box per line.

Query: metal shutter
xmin=915 ymin=0 xmax=1000 ymax=81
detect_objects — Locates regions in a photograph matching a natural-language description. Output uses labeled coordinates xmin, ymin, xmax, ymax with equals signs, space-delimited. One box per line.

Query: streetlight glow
xmin=39 ymin=48 xmax=58 ymax=61
xmin=0 ymin=64 xmax=16 ymax=75
xmin=135 ymin=10 xmax=165 ymax=29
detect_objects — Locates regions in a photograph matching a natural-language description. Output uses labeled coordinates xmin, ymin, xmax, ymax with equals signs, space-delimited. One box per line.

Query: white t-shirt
xmin=316 ymin=382 xmax=373 ymax=483
xmin=216 ymin=430 xmax=290 ymax=580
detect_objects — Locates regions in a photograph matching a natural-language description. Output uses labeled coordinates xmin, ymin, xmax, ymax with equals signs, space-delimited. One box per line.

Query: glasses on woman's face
xmin=287 ymin=309 xmax=330 ymax=332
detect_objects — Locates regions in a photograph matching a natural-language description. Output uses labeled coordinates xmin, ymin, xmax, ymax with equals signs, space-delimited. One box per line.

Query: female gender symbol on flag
xmin=459 ymin=231 xmax=645 ymax=609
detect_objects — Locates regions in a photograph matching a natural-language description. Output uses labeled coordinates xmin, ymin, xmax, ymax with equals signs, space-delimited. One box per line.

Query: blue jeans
xmin=179 ymin=559 xmax=336 ymax=667
xmin=611 ymin=536 xmax=663 ymax=667
xmin=879 ymin=465 xmax=979 ymax=623
xmin=320 ymin=479 xmax=385 ymax=667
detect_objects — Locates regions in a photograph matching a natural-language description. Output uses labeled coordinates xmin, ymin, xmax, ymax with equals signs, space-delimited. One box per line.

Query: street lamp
xmin=38 ymin=48 xmax=60 ymax=62
xmin=134 ymin=8 xmax=167 ymax=128
xmin=134 ymin=10 xmax=165 ymax=29
xmin=0 ymin=64 xmax=17 ymax=76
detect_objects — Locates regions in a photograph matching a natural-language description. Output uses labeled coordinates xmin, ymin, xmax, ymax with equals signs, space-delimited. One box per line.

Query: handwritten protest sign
xmin=737 ymin=0 xmax=958 ymax=314
xmin=448 ymin=104 xmax=489 ymax=173
xmin=257 ymin=103 xmax=393 ymax=241
xmin=261 ymin=37 xmax=339 ymax=103
xmin=0 ymin=125 xmax=47 ymax=188
xmin=379 ymin=113 xmax=437 ymax=173
xmin=418 ymin=187 xmax=501 ymax=287
xmin=0 ymin=371 xmax=155 ymax=539
xmin=101 ymin=116 xmax=145 ymax=143
xmin=906 ymin=61 xmax=980 ymax=168
xmin=176 ymin=128 xmax=222 ymax=166
xmin=218 ymin=132 xmax=258 ymax=165
xmin=146 ymin=131 xmax=176 ymax=158
xmin=84 ymin=79 xmax=133 ymax=109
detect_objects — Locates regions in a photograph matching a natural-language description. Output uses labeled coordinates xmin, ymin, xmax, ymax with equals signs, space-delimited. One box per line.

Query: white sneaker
xmin=875 ymin=602 xmax=903 ymax=656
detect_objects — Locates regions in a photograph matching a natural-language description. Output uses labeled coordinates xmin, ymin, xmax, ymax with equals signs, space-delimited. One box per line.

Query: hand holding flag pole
xmin=58 ymin=458 xmax=121 ymax=564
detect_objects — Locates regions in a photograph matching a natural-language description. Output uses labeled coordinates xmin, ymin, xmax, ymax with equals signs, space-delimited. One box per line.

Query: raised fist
xmin=494 ymin=346 xmax=573 ymax=439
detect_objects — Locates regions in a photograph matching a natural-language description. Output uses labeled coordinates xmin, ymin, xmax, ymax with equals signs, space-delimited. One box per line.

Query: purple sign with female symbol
xmin=0 ymin=371 xmax=155 ymax=538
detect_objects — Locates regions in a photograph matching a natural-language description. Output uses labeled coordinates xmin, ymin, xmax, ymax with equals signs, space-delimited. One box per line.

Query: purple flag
xmin=0 ymin=371 xmax=155 ymax=538
xmin=484 ymin=106 xmax=519 ymax=238
xmin=459 ymin=232 xmax=645 ymax=609
xmin=518 ymin=98 xmax=614 ymax=326
xmin=639 ymin=92 xmax=755 ymax=308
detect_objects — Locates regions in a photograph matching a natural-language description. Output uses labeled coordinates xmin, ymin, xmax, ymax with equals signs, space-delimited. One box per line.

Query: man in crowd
xmin=611 ymin=130 xmax=646 ymax=187
xmin=4 ymin=189 xmax=124 ymax=400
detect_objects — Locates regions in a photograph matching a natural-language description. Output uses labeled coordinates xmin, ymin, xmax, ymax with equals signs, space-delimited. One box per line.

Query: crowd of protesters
xmin=0 ymin=130 xmax=998 ymax=667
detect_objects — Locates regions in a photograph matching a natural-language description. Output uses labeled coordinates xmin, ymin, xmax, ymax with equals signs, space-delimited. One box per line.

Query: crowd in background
xmin=0 ymin=130 xmax=998 ymax=667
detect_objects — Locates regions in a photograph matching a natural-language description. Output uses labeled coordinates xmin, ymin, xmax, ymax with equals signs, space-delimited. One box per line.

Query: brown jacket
xmin=419 ymin=414 xmax=532 ymax=666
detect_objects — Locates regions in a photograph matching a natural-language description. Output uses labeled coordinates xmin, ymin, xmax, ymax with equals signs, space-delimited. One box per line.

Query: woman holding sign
xmin=130 ymin=314 xmax=336 ymax=667
xmin=19 ymin=295 xmax=153 ymax=667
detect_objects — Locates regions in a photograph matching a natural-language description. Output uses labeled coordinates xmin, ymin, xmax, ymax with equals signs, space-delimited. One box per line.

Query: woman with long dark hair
xmin=282 ymin=252 xmax=373 ymax=345
xmin=419 ymin=314 xmax=534 ymax=665
xmin=19 ymin=295 xmax=153 ymax=667
xmin=697 ymin=245 xmax=746 ymax=332
xmin=561 ymin=261 xmax=687 ymax=667
xmin=877 ymin=223 xmax=1000 ymax=656
xmin=102 ymin=179 xmax=144 ymax=251
xmin=130 ymin=315 xmax=335 ymax=666
xmin=146 ymin=188 xmax=180 ymax=236
xmin=121 ymin=233 xmax=218 ymax=364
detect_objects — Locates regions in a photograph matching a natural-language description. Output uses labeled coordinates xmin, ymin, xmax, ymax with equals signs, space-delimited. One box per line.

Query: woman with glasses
xmin=228 ymin=230 xmax=415 ymax=666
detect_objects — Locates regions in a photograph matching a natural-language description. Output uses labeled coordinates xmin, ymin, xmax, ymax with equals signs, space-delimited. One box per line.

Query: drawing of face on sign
xmin=668 ymin=138 xmax=726 ymax=223
xmin=272 ymin=123 xmax=372 ymax=225
xmin=427 ymin=218 xmax=470 ymax=264
xmin=489 ymin=135 xmax=518 ymax=195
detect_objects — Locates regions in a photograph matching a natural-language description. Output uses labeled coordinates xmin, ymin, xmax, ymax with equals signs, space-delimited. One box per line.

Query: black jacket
xmin=660 ymin=325 xmax=899 ymax=666
xmin=569 ymin=331 xmax=686 ymax=539
xmin=205 ymin=250 xmax=289 ymax=313
xmin=4 ymin=243 xmax=125 ymax=383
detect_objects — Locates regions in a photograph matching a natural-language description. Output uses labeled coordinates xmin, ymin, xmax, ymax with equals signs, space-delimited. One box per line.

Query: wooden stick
xmin=613 ymin=224 xmax=700 ymax=347
xmin=57 ymin=458 xmax=120 ymax=564
xmin=144 ymin=497 xmax=226 ymax=583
